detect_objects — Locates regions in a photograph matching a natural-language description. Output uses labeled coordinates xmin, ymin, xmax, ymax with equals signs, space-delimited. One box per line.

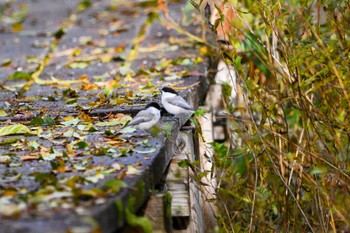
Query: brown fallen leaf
xmin=21 ymin=155 xmax=39 ymax=161
xmin=54 ymin=166 xmax=72 ymax=173
xmin=117 ymin=170 xmax=127 ymax=180
xmin=2 ymin=189 xmax=17 ymax=197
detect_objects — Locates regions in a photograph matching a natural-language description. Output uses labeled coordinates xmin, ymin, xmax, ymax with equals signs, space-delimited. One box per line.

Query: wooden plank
xmin=197 ymin=107 xmax=217 ymax=232
xmin=143 ymin=193 xmax=171 ymax=233
xmin=179 ymin=130 xmax=204 ymax=233
xmin=168 ymin=130 xmax=205 ymax=233
xmin=167 ymin=150 xmax=190 ymax=218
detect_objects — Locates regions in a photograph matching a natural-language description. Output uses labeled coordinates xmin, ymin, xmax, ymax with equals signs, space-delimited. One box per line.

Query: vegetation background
xmin=190 ymin=0 xmax=350 ymax=232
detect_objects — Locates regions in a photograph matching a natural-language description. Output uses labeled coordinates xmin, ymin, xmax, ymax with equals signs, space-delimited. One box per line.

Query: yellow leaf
xmin=72 ymin=48 xmax=82 ymax=56
xmin=124 ymin=73 xmax=134 ymax=82
xmin=12 ymin=22 xmax=23 ymax=32
xmin=199 ymin=46 xmax=209 ymax=56
xmin=100 ymin=54 xmax=112 ymax=63
xmin=126 ymin=165 xmax=141 ymax=176
xmin=35 ymin=76 xmax=81 ymax=86
xmin=0 ymin=109 xmax=7 ymax=116
xmin=0 ymin=124 xmax=35 ymax=136
xmin=96 ymin=118 xmax=131 ymax=127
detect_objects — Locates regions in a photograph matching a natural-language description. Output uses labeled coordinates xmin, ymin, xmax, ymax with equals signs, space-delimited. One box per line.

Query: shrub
xmin=197 ymin=0 xmax=350 ymax=232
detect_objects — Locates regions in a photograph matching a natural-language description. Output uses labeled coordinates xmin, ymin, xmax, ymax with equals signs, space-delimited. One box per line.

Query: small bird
xmin=161 ymin=87 xmax=195 ymax=116
xmin=127 ymin=102 xmax=161 ymax=130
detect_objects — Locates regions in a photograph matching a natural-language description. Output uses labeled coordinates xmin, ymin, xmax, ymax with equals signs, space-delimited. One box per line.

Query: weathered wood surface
xmin=170 ymin=130 xmax=204 ymax=233
xmin=198 ymin=107 xmax=217 ymax=231
xmin=0 ymin=0 xmax=210 ymax=232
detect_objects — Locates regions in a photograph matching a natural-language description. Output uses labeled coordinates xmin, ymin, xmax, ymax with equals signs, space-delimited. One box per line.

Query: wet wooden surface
xmin=0 ymin=0 xmax=209 ymax=232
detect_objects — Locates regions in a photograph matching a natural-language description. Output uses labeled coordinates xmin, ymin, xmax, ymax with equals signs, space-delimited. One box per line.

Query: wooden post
xmin=166 ymin=130 xmax=204 ymax=233
xmin=197 ymin=107 xmax=217 ymax=232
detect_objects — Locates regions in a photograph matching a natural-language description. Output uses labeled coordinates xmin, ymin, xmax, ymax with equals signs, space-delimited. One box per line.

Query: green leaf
xmin=43 ymin=116 xmax=56 ymax=125
xmin=7 ymin=71 xmax=32 ymax=81
xmin=310 ymin=166 xmax=328 ymax=175
xmin=76 ymin=141 xmax=88 ymax=149
xmin=88 ymin=126 xmax=98 ymax=132
xmin=77 ymin=0 xmax=91 ymax=11
xmin=0 ymin=124 xmax=34 ymax=136
xmin=194 ymin=108 xmax=205 ymax=117
xmin=53 ymin=27 xmax=65 ymax=39
xmin=178 ymin=159 xmax=192 ymax=168
xmin=30 ymin=116 xmax=55 ymax=126
xmin=104 ymin=179 xmax=126 ymax=193
xmin=93 ymin=147 xmax=108 ymax=156
xmin=234 ymin=56 xmax=242 ymax=69
xmin=34 ymin=173 xmax=58 ymax=185
xmin=0 ymin=138 xmax=19 ymax=145
xmin=30 ymin=117 xmax=44 ymax=126
xmin=104 ymin=87 xmax=111 ymax=96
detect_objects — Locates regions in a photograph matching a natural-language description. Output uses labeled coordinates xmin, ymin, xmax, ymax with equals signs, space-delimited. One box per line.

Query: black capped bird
xmin=127 ymin=102 xmax=161 ymax=130
xmin=161 ymin=87 xmax=195 ymax=116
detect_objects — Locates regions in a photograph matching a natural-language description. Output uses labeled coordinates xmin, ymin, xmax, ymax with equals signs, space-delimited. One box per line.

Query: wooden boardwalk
xmin=0 ymin=0 xmax=211 ymax=232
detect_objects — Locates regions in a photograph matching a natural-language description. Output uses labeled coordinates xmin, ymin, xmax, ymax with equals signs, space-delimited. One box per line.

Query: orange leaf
xmin=21 ymin=155 xmax=39 ymax=161
xmin=157 ymin=0 xmax=169 ymax=14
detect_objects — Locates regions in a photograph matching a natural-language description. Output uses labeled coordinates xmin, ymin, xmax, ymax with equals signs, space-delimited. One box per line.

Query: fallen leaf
xmin=0 ymin=156 xmax=11 ymax=164
xmin=9 ymin=163 xmax=22 ymax=167
xmin=104 ymin=179 xmax=126 ymax=193
xmin=61 ymin=118 xmax=80 ymax=126
xmin=34 ymin=76 xmax=81 ymax=86
xmin=7 ymin=71 xmax=32 ymax=81
xmin=79 ymin=36 xmax=93 ymax=45
xmin=0 ymin=58 xmax=12 ymax=67
xmin=0 ymin=124 xmax=35 ymax=136
xmin=0 ymin=202 xmax=26 ymax=218
xmin=133 ymin=148 xmax=157 ymax=154
xmin=126 ymin=165 xmax=141 ymax=176
xmin=1 ymin=173 xmax=22 ymax=183
xmin=41 ymin=192 xmax=72 ymax=202
xmin=96 ymin=118 xmax=130 ymax=127
xmin=0 ymin=136 xmax=19 ymax=144
xmin=119 ymin=127 xmax=137 ymax=134
xmin=164 ymin=75 xmax=181 ymax=81
xmin=12 ymin=22 xmax=23 ymax=32
xmin=86 ymin=173 xmax=105 ymax=183
xmin=21 ymin=155 xmax=39 ymax=161
xmin=67 ymin=61 xmax=90 ymax=69
xmin=111 ymin=163 xmax=124 ymax=170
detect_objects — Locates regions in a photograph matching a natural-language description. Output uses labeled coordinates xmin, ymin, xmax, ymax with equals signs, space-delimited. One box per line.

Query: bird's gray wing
xmin=128 ymin=110 xmax=153 ymax=126
xmin=167 ymin=96 xmax=195 ymax=111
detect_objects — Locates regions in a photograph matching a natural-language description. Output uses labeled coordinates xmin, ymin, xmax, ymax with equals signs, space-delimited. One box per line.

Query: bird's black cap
xmin=145 ymin=102 xmax=161 ymax=110
xmin=161 ymin=87 xmax=178 ymax=95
